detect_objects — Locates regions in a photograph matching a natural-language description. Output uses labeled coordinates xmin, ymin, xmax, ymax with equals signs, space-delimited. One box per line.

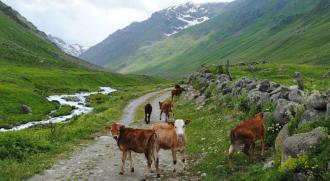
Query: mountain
xmin=80 ymin=2 xmax=226 ymax=70
xmin=82 ymin=0 xmax=330 ymax=77
xmin=48 ymin=34 xmax=89 ymax=57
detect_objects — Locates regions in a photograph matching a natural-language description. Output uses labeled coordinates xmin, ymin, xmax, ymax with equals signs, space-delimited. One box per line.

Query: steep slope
xmin=126 ymin=0 xmax=330 ymax=76
xmin=80 ymin=2 xmax=226 ymax=70
xmin=0 ymin=2 xmax=161 ymax=128
xmin=110 ymin=0 xmax=330 ymax=77
xmin=48 ymin=34 xmax=89 ymax=57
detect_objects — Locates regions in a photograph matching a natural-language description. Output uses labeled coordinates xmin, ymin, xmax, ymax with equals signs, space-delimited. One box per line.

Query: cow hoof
xmin=157 ymin=174 xmax=161 ymax=178
xmin=131 ymin=168 xmax=134 ymax=172
xmin=119 ymin=172 xmax=124 ymax=175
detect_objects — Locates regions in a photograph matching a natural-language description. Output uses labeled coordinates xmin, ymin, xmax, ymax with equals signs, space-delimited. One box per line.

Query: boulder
xmin=246 ymin=82 xmax=257 ymax=90
xmin=281 ymin=127 xmax=327 ymax=163
xmin=259 ymin=80 xmax=271 ymax=92
xmin=298 ymin=109 xmax=326 ymax=128
xmin=293 ymin=172 xmax=306 ymax=181
xmin=268 ymin=82 xmax=280 ymax=92
xmin=275 ymin=124 xmax=289 ymax=159
xmin=274 ymin=99 xmax=304 ymax=124
xmin=20 ymin=105 xmax=32 ymax=114
xmin=270 ymin=92 xmax=281 ymax=103
xmin=270 ymin=86 xmax=291 ymax=100
xmin=308 ymin=91 xmax=327 ymax=110
xmin=288 ymin=89 xmax=305 ymax=104
xmin=248 ymin=90 xmax=270 ymax=108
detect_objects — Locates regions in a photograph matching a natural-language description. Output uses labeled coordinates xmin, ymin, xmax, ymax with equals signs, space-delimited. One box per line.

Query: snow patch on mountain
xmin=163 ymin=2 xmax=212 ymax=37
xmin=48 ymin=34 xmax=89 ymax=57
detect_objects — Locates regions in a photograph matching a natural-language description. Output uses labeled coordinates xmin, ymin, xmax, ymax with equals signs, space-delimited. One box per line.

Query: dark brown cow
xmin=228 ymin=113 xmax=265 ymax=170
xmin=151 ymin=119 xmax=191 ymax=175
xmin=144 ymin=103 xmax=152 ymax=124
xmin=106 ymin=123 xmax=160 ymax=179
xmin=159 ymin=100 xmax=173 ymax=122
xmin=171 ymin=85 xmax=186 ymax=101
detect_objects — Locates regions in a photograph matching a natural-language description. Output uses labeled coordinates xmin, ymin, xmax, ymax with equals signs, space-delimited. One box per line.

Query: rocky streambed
xmin=0 ymin=87 xmax=116 ymax=132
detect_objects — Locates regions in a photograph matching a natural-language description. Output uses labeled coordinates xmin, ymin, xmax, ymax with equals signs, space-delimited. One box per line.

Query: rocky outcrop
xmin=274 ymin=99 xmax=304 ymax=124
xmin=20 ymin=105 xmax=32 ymax=114
xmin=281 ymin=127 xmax=327 ymax=163
xmin=308 ymin=91 xmax=327 ymax=110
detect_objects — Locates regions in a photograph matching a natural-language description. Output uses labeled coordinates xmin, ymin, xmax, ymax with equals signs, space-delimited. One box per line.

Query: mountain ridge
xmin=48 ymin=34 xmax=89 ymax=57
xmin=80 ymin=2 xmax=227 ymax=69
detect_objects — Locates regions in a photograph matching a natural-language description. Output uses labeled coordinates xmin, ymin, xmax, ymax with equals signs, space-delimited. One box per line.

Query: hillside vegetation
xmin=107 ymin=0 xmax=329 ymax=77
xmin=0 ymin=2 xmax=162 ymax=128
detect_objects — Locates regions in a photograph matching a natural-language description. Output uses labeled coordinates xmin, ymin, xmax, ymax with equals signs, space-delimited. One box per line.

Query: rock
xmin=246 ymin=82 xmax=257 ymax=90
xmin=269 ymin=82 xmax=280 ymax=92
xmin=196 ymin=95 xmax=207 ymax=105
xmin=293 ymin=172 xmax=306 ymax=181
xmin=288 ymin=89 xmax=305 ymax=104
xmin=308 ymin=91 xmax=327 ymax=110
xmin=20 ymin=105 xmax=32 ymax=114
xmin=259 ymin=80 xmax=271 ymax=92
xmin=222 ymin=87 xmax=232 ymax=95
xmin=282 ymin=127 xmax=327 ymax=163
xmin=274 ymin=99 xmax=304 ymax=124
xmin=275 ymin=124 xmax=289 ymax=159
xmin=298 ymin=109 xmax=326 ymax=128
xmin=325 ymin=89 xmax=330 ymax=99
xmin=270 ymin=86 xmax=291 ymax=100
xmin=201 ymin=173 xmax=207 ymax=177
xmin=248 ymin=90 xmax=270 ymax=108
xmin=322 ymin=71 xmax=330 ymax=78
xmin=185 ymin=89 xmax=200 ymax=101
xmin=270 ymin=92 xmax=281 ymax=103
xmin=216 ymin=74 xmax=230 ymax=83
xmin=204 ymin=73 xmax=213 ymax=80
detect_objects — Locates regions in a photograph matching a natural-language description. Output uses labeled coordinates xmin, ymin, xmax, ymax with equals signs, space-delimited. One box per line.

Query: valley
xmin=0 ymin=0 xmax=329 ymax=180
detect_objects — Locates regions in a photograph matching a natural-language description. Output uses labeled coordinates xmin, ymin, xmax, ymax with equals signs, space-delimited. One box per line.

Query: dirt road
xmin=29 ymin=90 xmax=198 ymax=181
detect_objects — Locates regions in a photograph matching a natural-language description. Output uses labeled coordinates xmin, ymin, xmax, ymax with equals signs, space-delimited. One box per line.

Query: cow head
xmin=108 ymin=123 xmax=125 ymax=140
xmin=168 ymin=119 xmax=191 ymax=147
xmin=255 ymin=112 xmax=264 ymax=119
xmin=159 ymin=101 xmax=163 ymax=109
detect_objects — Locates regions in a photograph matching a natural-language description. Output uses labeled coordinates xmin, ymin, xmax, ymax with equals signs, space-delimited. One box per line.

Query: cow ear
xmin=184 ymin=120 xmax=191 ymax=125
xmin=119 ymin=125 xmax=125 ymax=132
xmin=167 ymin=121 xmax=174 ymax=126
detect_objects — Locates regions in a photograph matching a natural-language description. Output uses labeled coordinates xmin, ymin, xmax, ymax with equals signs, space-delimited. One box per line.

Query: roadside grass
xmin=174 ymin=97 xmax=280 ymax=180
xmin=0 ymin=84 xmax=165 ymax=181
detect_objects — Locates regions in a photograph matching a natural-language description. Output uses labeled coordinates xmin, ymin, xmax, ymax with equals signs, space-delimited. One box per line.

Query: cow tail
xmin=151 ymin=133 xmax=158 ymax=162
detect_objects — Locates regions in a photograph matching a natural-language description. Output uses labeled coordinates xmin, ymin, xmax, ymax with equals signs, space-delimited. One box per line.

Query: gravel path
xmin=29 ymin=89 xmax=198 ymax=181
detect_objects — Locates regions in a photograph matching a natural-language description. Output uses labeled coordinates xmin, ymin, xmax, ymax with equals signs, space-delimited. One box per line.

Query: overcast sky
xmin=3 ymin=0 xmax=233 ymax=46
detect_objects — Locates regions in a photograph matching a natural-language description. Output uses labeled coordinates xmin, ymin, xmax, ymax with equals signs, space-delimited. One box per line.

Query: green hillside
xmin=118 ymin=0 xmax=330 ymax=77
xmin=0 ymin=2 xmax=161 ymax=128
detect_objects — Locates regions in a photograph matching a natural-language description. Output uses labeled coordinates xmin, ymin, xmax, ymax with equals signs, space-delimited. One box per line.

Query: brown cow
xmin=151 ymin=119 xmax=191 ymax=175
xmin=228 ymin=113 xmax=265 ymax=170
xmin=106 ymin=123 xmax=160 ymax=179
xmin=159 ymin=100 xmax=173 ymax=122
xmin=171 ymin=85 xmax=186 ymax=101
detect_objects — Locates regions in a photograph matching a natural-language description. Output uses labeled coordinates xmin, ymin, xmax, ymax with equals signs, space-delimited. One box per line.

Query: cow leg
xmin=171 ymin=149 xmax=177 ymax=176
xmin=160 ymin=111 xmax=163 ymax=120
xmin=148 ymin=113 xmax=151 ymax=124
xmin=242 ymin=142 xmax=253 ymax=161
xmin=180 ymin=149 xmax=187 ymax=171
xmin=228 ymin=143 xmax=236 ymax=170
xmin=260 ymin=137 xmax=265 ymax=159
xmin=144 ymin=153 xmax=153 ymax=180
xmin=144 ymin=113 xmax=147 ymax=124
xmin=120 ymin=151 xmax=127 ymax=175
xmin=128 ymin=151 xmax=134 ymax=172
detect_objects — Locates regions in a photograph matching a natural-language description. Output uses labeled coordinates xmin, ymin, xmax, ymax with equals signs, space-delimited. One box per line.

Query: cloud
xmin=2 ymin=0 xmax=233 ymax=46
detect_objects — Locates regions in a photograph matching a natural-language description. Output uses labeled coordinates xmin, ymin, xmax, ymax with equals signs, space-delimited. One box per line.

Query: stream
xmin=0 ymin=87 xmax=116 ymax=132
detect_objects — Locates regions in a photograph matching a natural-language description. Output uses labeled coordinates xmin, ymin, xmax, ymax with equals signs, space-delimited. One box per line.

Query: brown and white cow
xmin=151 ymin=119 xmax=191 ymax=175
xmin=106 ymin=123 xmax=160 ymax=179
xmin=159 ymin=100 xmax=174 ymax=122
xmin=228 ymin=113 xmax=265 ymax=170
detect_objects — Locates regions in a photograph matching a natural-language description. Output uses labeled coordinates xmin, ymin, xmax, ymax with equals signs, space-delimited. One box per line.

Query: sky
xmin=2 ymin=0 xmax=233 ymax=46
